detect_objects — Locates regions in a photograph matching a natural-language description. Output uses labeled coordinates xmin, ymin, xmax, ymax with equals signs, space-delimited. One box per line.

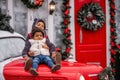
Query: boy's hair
xmin=32 ymin=18 xmax=46 ymax=30
xmin=31 ymin=27 xmax=44 ymax=38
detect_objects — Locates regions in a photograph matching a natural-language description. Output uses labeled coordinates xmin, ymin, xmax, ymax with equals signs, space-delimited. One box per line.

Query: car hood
xmin=3 ymin=58 xmax=103 ymax=80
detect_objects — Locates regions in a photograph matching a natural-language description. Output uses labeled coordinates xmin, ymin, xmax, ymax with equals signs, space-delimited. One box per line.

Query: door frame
xmin=106 ymin=0 xmax=110 ymax=66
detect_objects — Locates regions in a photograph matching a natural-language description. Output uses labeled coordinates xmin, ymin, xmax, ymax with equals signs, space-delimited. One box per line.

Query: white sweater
xmin=29 ymin=38 xmax=50 ymax=56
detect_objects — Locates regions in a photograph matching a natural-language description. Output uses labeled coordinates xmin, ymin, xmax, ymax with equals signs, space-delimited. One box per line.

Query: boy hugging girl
xmin=22 ymin=19 xmax=61 ymax=76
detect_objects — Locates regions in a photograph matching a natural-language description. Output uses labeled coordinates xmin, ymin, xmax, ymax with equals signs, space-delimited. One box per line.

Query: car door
xmin=74 ymin=0 xmax=106 ymax=67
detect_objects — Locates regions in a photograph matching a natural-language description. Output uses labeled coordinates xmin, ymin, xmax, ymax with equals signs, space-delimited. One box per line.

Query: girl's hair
xmin=31 ymin=27 xmax=44 ymax=38
xmin=32 ymin=18 xmax=46 ymax=30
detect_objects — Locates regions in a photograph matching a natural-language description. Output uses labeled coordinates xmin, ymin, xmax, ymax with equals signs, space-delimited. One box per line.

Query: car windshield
xmin=0 ymin=31 xmax=25 ymax=62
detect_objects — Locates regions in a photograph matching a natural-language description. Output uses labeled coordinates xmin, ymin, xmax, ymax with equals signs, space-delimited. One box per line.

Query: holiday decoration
xmin=98 ymin=67 xmax=115 ymax=80
xmin=21 ymin=0 xmax=44 ymax=9
xmin=77 ymin=2 xmax=105 ymax=31
xmin=108 ymin=0 xmax=116 ymax=76
xmin=56 ymin=0 xmax=72 ymax=60
xmin=108 ymin=0 xmax=120 ymax=79
xmin=0 ymin=8 xmax=14 ymax=33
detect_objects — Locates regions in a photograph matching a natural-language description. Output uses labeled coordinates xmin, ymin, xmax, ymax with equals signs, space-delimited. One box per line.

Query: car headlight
xmin=79 ymin=75 xmax=85 ymax=80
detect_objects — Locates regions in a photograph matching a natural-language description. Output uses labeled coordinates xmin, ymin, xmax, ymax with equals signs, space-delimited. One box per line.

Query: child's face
xmin=33 ymin=32 xmax=44 ymax=40
xmin=35 ymin=22 xmax=45 ymax=30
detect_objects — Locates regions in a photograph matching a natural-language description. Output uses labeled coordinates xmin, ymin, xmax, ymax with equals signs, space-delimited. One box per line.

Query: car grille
xmin=7 ymin=76 xmax=68 ymax=80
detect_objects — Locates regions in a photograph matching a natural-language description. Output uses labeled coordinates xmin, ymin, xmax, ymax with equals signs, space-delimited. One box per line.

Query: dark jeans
xmin=32 ymin=54 xmax=54 ymax=69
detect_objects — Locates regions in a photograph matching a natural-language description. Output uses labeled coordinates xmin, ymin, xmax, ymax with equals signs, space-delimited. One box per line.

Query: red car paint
xmin=4 ymin=59 xmax=103 ymax=80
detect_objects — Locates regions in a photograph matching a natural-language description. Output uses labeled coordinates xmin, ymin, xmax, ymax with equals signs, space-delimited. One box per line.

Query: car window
xmin=0 ymin=37 xmax=25 ymax=62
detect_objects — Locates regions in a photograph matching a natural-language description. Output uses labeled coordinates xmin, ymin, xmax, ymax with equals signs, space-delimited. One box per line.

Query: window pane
xmin=0 ymin=0 xmax=7 ymax=14
xmin=115 ymin=0 xmax=120 ymax=44
xmin=13 ymin=0 xmax=28 ymax=37
xmin=53 ymin=0 xmax=64 ymax=48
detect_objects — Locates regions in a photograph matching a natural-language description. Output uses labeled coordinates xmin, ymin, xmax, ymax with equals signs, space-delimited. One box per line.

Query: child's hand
xmin=23 ymin=55 xmax=29 ymax=60
xmin=28 ymin=51 xmax=34 ymax=56
xmin=51 ymin=52 xmax=56 ymax=58
xmin=42 ymin=43 xmax=49 ymax=49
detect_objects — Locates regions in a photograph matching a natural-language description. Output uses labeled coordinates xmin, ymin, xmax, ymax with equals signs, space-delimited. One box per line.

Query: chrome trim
xmin=88 ymin=74 xmax=98 ymax=77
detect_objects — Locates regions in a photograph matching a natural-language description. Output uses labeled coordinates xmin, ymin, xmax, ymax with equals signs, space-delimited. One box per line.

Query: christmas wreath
xmin=21 ymin=0 xmax=44 ymax=9
xmin=77 ymin=3 xmax=105 ymax=31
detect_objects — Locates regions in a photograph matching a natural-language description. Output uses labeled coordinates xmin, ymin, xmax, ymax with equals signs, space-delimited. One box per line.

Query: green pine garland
xmin=108 ymin=0 xmax=120 ymax=79
xmin=77 ymin=2 xmax=105 ymax=31
xmin=108 ymin=0 xmax=116 ymax=76
xmin=56 ymin=0 xmax=72 ymax=60
xmin=98 ymin=67 xmax=115 ymax=80
xmin=21 ymin=0 xmax=44 ymax=9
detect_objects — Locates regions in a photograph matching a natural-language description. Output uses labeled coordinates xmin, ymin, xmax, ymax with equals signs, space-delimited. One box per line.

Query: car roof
xmin=0 ymin=30 xmax=25 ymax=39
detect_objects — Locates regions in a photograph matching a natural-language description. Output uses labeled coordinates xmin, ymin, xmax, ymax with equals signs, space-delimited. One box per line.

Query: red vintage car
xmin=0 ymin=30 xmax=103 ymax=80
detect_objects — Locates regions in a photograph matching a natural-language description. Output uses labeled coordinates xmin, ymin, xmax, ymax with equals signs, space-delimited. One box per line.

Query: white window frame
xmin=48 ymin=0 xmax=54 ymax=43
